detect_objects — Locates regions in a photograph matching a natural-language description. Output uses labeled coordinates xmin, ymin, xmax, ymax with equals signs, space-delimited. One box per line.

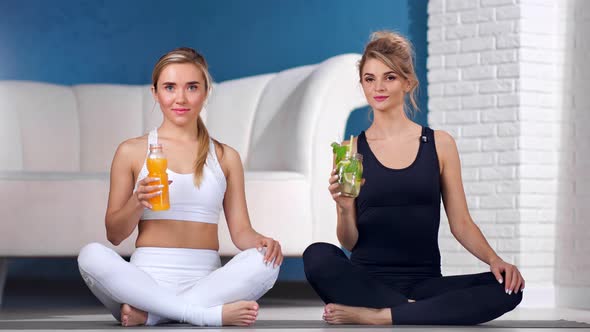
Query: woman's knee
xmin=236 ymin=247 xmax=266 ymax=265
xmin=488 ymin=282 xmax=523 ymax=314
xmin=506 ymin=290 xmax=523 ymax=311
xmin=236 ymin=248 xmax=280 ymax=282
xmin=303 ymin=242 xmax=341 ymax=263
xmin=303 ymin=242 xmax=344 ymax=278
xmin=77 ymin=242 xmax=114 ymax=276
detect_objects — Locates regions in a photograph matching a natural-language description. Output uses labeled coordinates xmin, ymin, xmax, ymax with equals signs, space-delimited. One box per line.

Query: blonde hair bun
xmin=359 ymin=30 xmax=419 ymax=115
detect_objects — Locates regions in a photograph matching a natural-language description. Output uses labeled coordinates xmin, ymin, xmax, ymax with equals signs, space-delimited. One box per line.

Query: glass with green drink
xmin=331 ymin=136 xmax=363 ymax=198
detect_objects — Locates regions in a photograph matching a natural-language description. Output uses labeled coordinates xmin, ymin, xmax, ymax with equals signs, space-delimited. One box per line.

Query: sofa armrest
xmin=300 ymin=54 xmax=368 ymax=245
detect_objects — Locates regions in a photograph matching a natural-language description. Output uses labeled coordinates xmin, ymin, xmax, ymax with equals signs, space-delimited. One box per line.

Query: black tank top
xmin=351 ymin=127 xmax=442 ymax=277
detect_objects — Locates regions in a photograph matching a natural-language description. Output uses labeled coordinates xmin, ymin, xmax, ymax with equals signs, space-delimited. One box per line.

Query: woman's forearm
xmin=231 ymin=227 xmax=264 ymax=251
xmin=453 ymin=221 xmax=500 ymax=265
xmin=105 ymin=195 xmax=144 ymax=246
xmin=336 ymin=206 xmax=359 ymax=251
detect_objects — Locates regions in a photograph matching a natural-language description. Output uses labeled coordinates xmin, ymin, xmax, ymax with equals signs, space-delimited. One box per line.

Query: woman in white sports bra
xmin=77 ymin=47 xmax=282 ymax=327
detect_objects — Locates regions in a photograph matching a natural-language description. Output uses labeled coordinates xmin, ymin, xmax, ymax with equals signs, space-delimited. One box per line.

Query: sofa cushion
xmin=0 ymin=81 xmax=79 ymax=172
xmin=74 ymin=85 xmax=145 ymax=173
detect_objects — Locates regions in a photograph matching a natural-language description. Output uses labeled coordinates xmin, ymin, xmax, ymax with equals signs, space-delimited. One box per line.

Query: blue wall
xmin=1 ymin=0 xmax=428 ymax=281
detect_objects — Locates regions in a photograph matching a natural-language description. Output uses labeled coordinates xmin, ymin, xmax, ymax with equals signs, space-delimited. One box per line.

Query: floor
xmin=1 ymin=279 xmax=589 ymax=331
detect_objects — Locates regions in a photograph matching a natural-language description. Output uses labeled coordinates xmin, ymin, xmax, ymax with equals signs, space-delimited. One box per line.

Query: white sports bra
xmin=136 ymin=128 xmax=226 ymax=224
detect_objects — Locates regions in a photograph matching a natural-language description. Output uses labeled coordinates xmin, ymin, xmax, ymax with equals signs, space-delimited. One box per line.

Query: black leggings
xmin=303 ymin=243 xmax=522 ymax=325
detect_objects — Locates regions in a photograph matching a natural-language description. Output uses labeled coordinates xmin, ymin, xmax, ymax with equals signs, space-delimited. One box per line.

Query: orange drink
xmin=146 ymin=144 xmax=170 ymax=210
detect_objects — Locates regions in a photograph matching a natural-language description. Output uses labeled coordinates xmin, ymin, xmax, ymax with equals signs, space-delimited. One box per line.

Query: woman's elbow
xmin=106 ymin=230 xmax=123 ymax=246
xmin=229 ymin=228 xmax=251 ymax=250
xmin=105 ymin=219 xmax=125 ymax=246
xmin=337 ymin=235 xmax=357 ymax=252
xmin=341 ymin=243 xmax=354 ymax=252
xmin=107 ymin=236 xmax=121 ymax=246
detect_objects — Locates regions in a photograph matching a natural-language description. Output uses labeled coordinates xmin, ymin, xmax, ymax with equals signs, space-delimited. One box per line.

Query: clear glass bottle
xmin=146 ymin=144 xmax=170 ymax=210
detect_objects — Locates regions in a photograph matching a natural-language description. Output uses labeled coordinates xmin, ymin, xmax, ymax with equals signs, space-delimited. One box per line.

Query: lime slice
xmin=337 ymin=160 xmax=351 ymax=171
xmin=343 ymin=172 xmax=354 ymax=183
xmin=350 ymin=186 xmax=359 ymax=197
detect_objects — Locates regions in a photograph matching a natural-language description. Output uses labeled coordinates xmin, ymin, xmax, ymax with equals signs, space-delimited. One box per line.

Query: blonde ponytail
xmin=193 ymin=116 xmax=214 ymax=186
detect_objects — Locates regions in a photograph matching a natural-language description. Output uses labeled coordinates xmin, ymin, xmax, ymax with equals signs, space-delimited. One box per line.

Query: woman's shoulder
xmin=109 ymin=134 xmax=149 ymax=176
xmin=432 ymin=129 xmax=459 ymax=166
xmin=119 ymin=134 xmax=148 ymax=150
xmin=212 ymin=141 xmax=242 ymax=178
xmin=215 ymin=142 xmax=240 ymax=164
xmin=114 ymin=134 xmax=149 ymax=160
xmin=433 ymin=129 xmax=456 ymax=147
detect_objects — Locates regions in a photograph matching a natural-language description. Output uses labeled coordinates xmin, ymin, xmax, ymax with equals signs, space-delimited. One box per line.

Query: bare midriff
xmin=136 ymin=219 xmax=219 ymax=250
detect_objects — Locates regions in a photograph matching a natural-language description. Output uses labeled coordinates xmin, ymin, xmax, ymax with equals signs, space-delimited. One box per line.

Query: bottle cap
xmin=149 ymin=143 xmax=163 ymax=150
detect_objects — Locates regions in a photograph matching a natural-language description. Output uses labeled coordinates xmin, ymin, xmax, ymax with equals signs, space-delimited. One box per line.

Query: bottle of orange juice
xmin=146 ymin=144 xmax=170 ymax=210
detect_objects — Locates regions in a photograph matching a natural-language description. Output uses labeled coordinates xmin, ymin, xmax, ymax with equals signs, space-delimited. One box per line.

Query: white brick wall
xmin=553 ymin=0 xmax=590 ymax=310
xmin=428 ymin=0 xmax=522 ymax=279
xmin=428 ymin=0 xmax=590 ymax=309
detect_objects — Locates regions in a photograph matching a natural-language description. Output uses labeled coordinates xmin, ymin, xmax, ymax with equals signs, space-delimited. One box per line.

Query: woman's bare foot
xmin=222 ymin=301 xmax=258 ymax=326
xmin=120 ymin=304 xmax=147 ymax=327
xmin=322 ymin=303 xmax=391 ymax=325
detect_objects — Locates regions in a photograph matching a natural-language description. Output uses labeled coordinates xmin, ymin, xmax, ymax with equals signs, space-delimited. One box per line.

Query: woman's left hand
xmin=256 ymin=237 xmax=283 ymax=268
xmin=490 ymin=257 xmax=525 ymax=294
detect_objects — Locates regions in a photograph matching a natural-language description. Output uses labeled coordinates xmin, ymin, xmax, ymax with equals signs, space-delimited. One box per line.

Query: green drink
xmin=332 ymin=137 xmax=363 ymax=198
xmin=337 ymin=152 xmax=363 ymax=198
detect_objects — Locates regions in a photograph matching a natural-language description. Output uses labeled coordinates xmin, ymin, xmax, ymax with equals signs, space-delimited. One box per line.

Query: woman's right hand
xmin=134 ymin=177 xmax=164 ymax=209
xmin=328 ymin=168 xmax=356 ymax=211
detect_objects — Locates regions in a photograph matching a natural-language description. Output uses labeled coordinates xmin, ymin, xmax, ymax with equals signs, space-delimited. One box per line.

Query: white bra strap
xmin=207 ymin=138 xmax=227 ymax=189
xmin=208 ymin=139 xmax=220 ymax=163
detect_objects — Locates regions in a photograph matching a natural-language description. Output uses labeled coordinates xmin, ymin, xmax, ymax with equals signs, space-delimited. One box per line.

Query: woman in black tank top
xmin=303 ymin=31 xmax=524 ymax=325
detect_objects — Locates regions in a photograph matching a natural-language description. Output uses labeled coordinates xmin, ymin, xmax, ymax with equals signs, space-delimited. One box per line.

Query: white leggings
xmin=77 ymin=243 xmax=279 ymax=326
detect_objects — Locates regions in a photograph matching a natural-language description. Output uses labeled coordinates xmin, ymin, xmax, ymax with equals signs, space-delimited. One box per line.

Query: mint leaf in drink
xmin=331 ymin=142 xmax=348 ymax=165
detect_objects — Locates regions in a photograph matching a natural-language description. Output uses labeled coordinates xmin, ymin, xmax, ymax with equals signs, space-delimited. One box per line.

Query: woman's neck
xmin=158 ymin=121 xmax=199 ymax=142
xmin=368 ymin=107 xmax=418 ymax=139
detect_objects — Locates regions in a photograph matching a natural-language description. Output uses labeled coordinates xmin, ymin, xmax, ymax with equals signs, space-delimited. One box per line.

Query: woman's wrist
xmin=488 ymin=255 xmax=502 ymax=265
xmin=338 ymin=204 xmax=355 ymax=215
xmin=130 ymin=192 xmax=144 ymax=212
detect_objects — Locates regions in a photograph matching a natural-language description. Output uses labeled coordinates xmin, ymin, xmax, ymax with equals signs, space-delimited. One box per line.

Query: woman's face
xmin=360 ymin=58 xmax=408 ymax=113
xmin=153 ymin=63 xmax=208 ymax=126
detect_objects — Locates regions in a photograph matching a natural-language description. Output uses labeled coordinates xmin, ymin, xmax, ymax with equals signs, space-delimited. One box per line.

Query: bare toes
xmin=325 ymin=303 xmax=336 ymax=313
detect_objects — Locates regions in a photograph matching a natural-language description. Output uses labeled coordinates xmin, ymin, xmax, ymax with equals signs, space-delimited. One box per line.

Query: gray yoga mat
xmin=0 ymin=319 xmax=589 ymax=329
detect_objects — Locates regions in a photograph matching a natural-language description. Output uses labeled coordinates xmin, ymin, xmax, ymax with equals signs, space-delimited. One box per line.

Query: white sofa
xmin=0 ymin=54 xmax=367 ymax=302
